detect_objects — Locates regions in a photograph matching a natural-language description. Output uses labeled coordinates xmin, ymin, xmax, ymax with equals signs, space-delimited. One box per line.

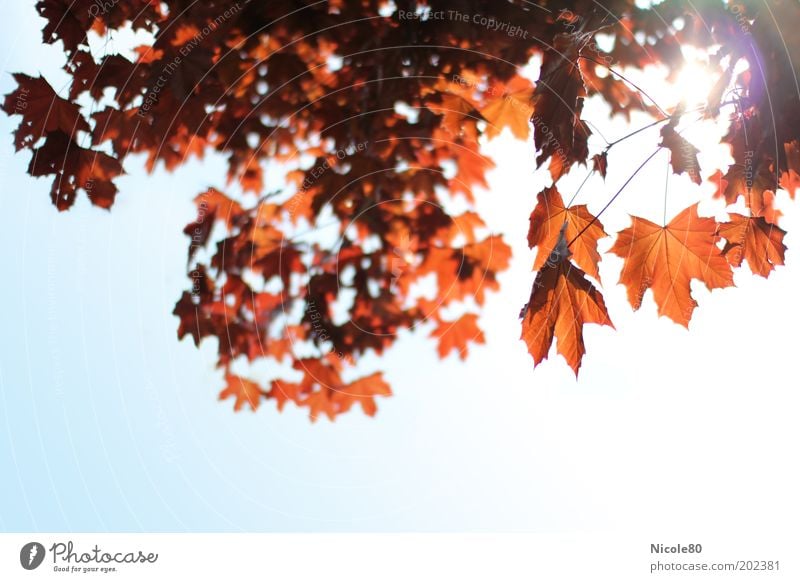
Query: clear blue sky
xmin=1 ymin=0 xmax=798 ymax=534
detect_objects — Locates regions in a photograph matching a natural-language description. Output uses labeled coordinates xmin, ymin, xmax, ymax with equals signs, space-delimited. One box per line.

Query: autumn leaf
xmin=718 ymin=214 xmax=787 ymax=277
xmin=427 ymin=93 xmax=484 ymax=137
xmin=592 ymin=152 xmax=608 ymax=179
xmin=480 ymin=76 xmax=534 ymax=140
xmin=303 ymin=390 xmax=338 ymax=422
xmin=28 ymin=130 xmax=123 ymax=210
xmin=267 ymin=380 xmax=304 ymax=412
xmin=220 ymin=374 xmax=266 ymax=412
xmin=781 ymin=140 xmax=800 ymax=198
xmin=449 ymin=211 xmax=486 ymax=244
xmin=332 ymin=372 xmax=393 ymax=417
xmin=610 ymin=204 xmax=734 ymax=327
xmin=521 ymin=225 xmax=613 ymax=375
xmin=430 ymin=313 xmax=486 ymax=360
xmin=660 ymin=125 xmax=701 ymax=185
xmin=710 ymin=164 xmax=781 ymax=224
xmin=528 ymin=186 xmax=607 ymax=281
xmin=547 ymin=116 xmax=591 ymax=182
xmin=2 ymin=74 xmax=90 ymax=151
xmin=531 ymin=32 xmax=587 ymax=170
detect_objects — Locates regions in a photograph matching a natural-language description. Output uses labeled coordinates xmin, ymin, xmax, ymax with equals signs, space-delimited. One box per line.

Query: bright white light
xmin=674 ymin=62 xmax=717 ymax=107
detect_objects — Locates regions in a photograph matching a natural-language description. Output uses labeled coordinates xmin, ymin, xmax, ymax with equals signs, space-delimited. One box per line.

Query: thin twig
xmin=568 ymin=147 xmax=663 ymax=247
xmin=579 ymin=55 xmax=669 ymax=117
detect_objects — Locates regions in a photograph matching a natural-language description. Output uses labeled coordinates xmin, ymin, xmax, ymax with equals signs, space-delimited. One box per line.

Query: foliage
xmin=3 ymin=0 xmax=799 ymax=419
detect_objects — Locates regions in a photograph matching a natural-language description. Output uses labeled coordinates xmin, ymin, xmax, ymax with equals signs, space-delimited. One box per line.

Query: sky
xmin=0 ymin=0 xmax=799 ymax=535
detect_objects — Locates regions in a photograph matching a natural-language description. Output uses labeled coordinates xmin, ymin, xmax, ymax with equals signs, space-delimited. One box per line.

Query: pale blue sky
xmin=1 ymin=1 xmax=799 ymax=534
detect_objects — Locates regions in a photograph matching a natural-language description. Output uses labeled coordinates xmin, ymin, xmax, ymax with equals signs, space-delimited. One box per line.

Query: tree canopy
xmin=4 ymin=0 xmax=799 ymax=420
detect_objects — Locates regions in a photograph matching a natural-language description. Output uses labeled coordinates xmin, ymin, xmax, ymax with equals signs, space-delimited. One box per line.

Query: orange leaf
xmin=220 ymin=374 xmax=265 ymax=412
xmin=528 ymin=186 xmax=607 ymax=281
xmin=332 ymin=372 xmax=393 ymax=417
xmin=781 ymin=140 xmax=800 ymax=198
xmin=480 ymin=76 xmax=534 ymax=140
xmin=660 ymin=125 xmax=701 ymax=185
xmin=303 ymin=389 xmax=339 ymax=422
xmin=431 ymin=313 xmax=486 ymax=360
xmin=521 ymin=226 xmax=613 ymax=375
xmin=428 ymin=93 xmax=483 ymax=136
xmin=718 ymin=214 xmax=787 ymax=278
xmin=610 ymin=204 xmax=734 ymax=327
xmin=710 ymin=164 xmax=781 ymax=224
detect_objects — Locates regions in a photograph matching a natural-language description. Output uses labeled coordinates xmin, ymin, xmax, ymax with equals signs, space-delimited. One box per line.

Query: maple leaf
xmin=303 ymin=389 xmax=338 ymax=422
xmin=521 ymin=225 xmax=613 ymax=375
xmin=592 ymin=152 xmax=608 ymax=179
xmin=220 ymin=374 xmax=266 ymax=412
xmin=528 ymin=186 xmax=607 ymax=281
xmin=36 ymin=0 xmax=91 ymax=54
xmin=267 ymin=380 xmax=305 ymax=412
xmin=28 ymin=130 xmax=123 ymax=210
xmin=718 ymin=214 xmax=787 ymax=278
xmin=449 ymin=211 xmax=486 ymax=244
xmin=430 ymin=314 xmax=486 ymax=360
xmin=2 ymin=74 xmax=90 ymax=151
xmin=547 ymin=115 xmax=591 ymax=182
xmin=531 ymin=32 xmax=588 ymax=170
xmin=480 ymin=76 xmax=535 ymax=140
xmin=781 ymin=140 xmax=800 ymax=198
xmin=610 ymin=204 xmax=734 ymax=327
xmin=427 ymin=93 xmax=484 ymax=137
xmin=660 ymin=125 xmax=701 ymax=184
xmin=332 ymin=373 xmax=393 ymax=417
xmin=710 ymin=164 xmax=781 ymax=224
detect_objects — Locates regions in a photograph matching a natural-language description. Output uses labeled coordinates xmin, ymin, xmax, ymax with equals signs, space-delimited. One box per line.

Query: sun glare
xmin=674 ymin=62 xmax=717 ymax=107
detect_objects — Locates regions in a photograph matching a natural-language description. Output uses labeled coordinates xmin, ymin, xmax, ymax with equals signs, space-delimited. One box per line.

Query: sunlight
xmin=673 ymin=62 xmax=717 ymax=107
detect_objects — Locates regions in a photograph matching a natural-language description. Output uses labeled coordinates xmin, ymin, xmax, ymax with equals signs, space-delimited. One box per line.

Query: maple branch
xmin=568 ymin=147 xmax=663 ymax=247
xmin=604 ymin=116 xmax=672 ymax=150
xmin=565 ymin=168 xmax=594 ymax=207
xmin=578 ymin=55 xmax=669 ymax=117
xmin=603 ymin=103 xmax=721 ymax=151
xmin=663 ymin=156 xmax=671 ymax=225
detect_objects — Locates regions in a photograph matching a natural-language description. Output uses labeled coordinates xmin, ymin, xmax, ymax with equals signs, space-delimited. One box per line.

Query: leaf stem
xmin=663 ymin=156 xmax=670 ymax=225
xmin=603 ymin=101 xmax=734 ymax=152
xmin=566 ymin=169 xmax=595 ymax=207
xmin=568 ymin=147 xmax=663 ymax=247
